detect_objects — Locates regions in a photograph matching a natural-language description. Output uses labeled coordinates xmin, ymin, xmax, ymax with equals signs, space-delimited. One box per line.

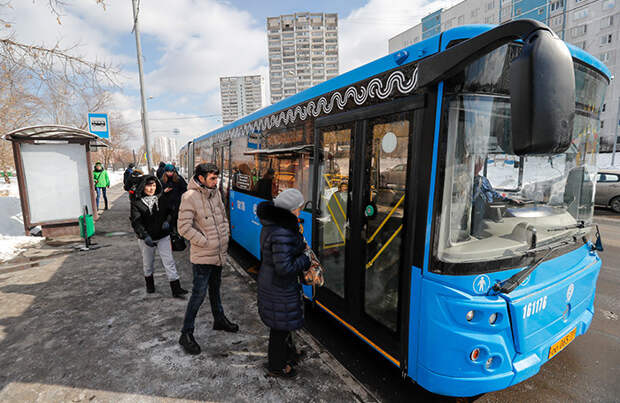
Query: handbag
xmin=170 ymin=232 xmax=187 ymax=251
xmin=301 ymin=245 xmax=324 ymax=287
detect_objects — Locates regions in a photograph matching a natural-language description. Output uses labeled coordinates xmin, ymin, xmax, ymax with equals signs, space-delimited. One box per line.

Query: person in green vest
xmin=93 ymin=162 xmax=110 ymax=210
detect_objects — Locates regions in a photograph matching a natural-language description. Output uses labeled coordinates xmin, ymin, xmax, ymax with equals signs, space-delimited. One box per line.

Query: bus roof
xmin=194 ymin=24 xmax=611 ymax=144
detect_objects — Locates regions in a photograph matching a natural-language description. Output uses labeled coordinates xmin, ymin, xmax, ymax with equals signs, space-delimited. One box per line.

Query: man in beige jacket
xmin=178 ymin=163 xmax=239 ymax=356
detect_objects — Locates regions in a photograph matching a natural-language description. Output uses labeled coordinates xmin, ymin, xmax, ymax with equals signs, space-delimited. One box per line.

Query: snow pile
xmin=0 ymin=235 xmax=44 ymax=263
xmin=0 ymin=189 xmax=25 ymax=236
xmin=0 ymin=180 xmax=43 ymax=262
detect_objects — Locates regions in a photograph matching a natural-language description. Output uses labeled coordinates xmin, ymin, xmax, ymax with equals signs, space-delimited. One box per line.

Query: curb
xmin=227 ymin=256 xmax=380 ymax=403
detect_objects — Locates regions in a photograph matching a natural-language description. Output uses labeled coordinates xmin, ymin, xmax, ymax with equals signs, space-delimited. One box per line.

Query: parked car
xmin=596 ymin=169 xmax=620 ymax=213
xmin=380 ymin=163 xmax=407 ymax=190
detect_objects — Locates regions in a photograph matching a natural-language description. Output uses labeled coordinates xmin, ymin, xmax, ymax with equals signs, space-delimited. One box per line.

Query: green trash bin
xmin=79 ymin=214 xmax=95 ymax=239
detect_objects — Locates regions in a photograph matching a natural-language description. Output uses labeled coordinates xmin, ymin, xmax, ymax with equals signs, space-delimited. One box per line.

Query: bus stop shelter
xmin=2 ymin=125 xmax=109 ymax=237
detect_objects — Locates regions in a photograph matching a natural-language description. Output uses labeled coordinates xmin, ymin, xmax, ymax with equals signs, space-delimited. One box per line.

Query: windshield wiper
xmin=492 ymin=240 xmax=573 ymax=294
xmin=546 ymin=220 xmax=588 ymax=232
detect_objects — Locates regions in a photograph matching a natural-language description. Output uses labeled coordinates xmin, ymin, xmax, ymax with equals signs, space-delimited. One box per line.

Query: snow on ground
xmin=0 ymin=235 xmax=44 ymax=262
xmin=108 ymin=170 xmax=124 ymax=187
xmin=0 ymin=180 xmax=45 ymax=262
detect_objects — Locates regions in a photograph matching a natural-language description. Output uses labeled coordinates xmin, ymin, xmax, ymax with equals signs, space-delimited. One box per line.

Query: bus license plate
xmin=548 ymin=328 xmax=576 ymax=359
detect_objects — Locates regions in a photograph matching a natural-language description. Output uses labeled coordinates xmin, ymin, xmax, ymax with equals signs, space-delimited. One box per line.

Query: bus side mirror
xmin=510 ymin=29 xmax=575 ymax=155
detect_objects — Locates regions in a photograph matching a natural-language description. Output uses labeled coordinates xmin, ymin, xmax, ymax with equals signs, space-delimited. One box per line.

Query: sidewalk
xmin=0 ymin=184 xmax=375 ymax=402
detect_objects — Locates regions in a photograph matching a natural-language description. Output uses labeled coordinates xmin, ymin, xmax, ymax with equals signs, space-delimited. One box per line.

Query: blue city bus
xmin=178 ymin=20 xmax=609 ymax=396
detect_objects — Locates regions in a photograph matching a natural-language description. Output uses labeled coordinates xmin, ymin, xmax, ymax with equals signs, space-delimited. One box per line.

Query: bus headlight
xmin=466 ymin=310 xmax=475 ymax=321
xmin=489 ymin=313 xmax=498 ymax=325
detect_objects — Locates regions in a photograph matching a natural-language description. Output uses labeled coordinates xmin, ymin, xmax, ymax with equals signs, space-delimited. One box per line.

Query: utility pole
xmin=131 ymin=0 xmax=154 ymax=173
xmin=613 ymin=96 xmax=619 ymax=167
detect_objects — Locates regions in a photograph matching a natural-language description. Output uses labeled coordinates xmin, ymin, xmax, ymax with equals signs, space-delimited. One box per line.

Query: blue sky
xmin=5 ymin=0 xmax=459 ymax=151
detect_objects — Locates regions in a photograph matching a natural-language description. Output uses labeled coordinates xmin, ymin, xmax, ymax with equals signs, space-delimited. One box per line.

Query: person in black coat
xmin=130 ymin=175 xmax=188 ymax=298
xmin=257 ymin=188 xmax=311 ymax=378
xmin=160 ymin=164 xmax=187 ymax=233
xmin=156 ymin=161 xmax=166 ymax=180
xmin=123 ymin=163 xmax=135 ymax=188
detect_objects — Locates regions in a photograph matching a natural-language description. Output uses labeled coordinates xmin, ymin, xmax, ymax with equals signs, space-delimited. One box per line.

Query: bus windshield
xmin=436 ymin=43 xmax=608 ymax=269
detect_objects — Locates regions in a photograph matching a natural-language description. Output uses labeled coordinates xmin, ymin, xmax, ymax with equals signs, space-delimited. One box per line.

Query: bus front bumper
xmin=416 ymin=307 xmax=594 ymax=397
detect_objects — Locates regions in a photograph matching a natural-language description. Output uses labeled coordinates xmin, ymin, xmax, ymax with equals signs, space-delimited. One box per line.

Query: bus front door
xmin=314 ymin=107 xmax=416 ymax=366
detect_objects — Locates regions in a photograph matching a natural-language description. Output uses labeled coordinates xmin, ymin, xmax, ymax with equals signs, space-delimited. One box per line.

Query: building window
xmin=601 ymin=34 xmax=613 ymax=44
xmin=458 ymin=15 xmax=465 ymax=24
xmin=603 ymin=103 xmax=606 ymax=112
xmin=571 ymin=24 xmax=587 ymax=37
xmin=550 ymin=0 xmax=564 ymax=11
xmin=487 ymin=1 xmax=494 ymax=10
xmin=471 ymin=8 xmax=479 ymax=17
xmin=599 ymin=51 xmax=613 ymax=63
xmin=601 ymin=120 xmax=605 ymax=128
xmin=603 ymin=0 xmax=615 ymax=9
xmin=573 ymin=9 xmax=589 ymax=20
xmin=601 ymin=15 xmax=614 ymax=28
xmin=485 ymin=15 xmax=494 ymax=23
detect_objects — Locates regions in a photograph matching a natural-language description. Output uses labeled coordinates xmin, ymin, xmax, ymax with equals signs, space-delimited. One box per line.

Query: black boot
xmin=104 ymin=199 xmax=109 ymax=210
xmin=145 ymin=275 xmax=155 ymax=293
xmin=170 ymin=279 xmax=188 ymax=298
xmin=213 ymin=314 xmax=239 ymax=333
xmin=179 ymin=331 xmax=201 ymax=355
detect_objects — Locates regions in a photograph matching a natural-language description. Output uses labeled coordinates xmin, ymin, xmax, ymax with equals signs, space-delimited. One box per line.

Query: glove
xmin=162 ymin=221 xmax=170 ymax=232
xmin=144 ymin=236 xmax=155 ymax=247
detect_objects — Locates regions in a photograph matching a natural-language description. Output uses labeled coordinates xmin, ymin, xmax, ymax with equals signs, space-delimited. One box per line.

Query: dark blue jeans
xmin=181 ymin=264 xmax=224 ymax=333
xmin=95 ymin=187 xmax=107 ymax=209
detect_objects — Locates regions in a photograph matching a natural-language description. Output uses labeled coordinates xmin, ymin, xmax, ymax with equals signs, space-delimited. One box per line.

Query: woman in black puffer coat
xmin=130 ymin=175 xmax=188 ymax=298
xmin=257 ymin=188 xmax=311 ymax=378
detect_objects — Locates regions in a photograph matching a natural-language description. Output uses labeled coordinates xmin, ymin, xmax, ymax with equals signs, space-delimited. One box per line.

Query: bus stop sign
xmin=88 ymin=113 xmax=109 ymax=139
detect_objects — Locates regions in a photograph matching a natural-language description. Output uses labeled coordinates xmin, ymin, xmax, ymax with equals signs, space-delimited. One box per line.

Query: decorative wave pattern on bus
xmin=211 ymin=68 xmax=419 ymax=141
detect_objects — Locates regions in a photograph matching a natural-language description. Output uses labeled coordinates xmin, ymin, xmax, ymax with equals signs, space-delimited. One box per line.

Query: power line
xmin=150 ymin=114 xmax=221 ymax=121
xmin=128 ymin=114 xmax=221 ymax=125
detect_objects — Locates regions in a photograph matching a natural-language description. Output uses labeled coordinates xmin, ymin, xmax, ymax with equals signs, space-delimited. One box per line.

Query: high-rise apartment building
xmin=267 ymin=12 xmax=339 ymax=104
xmin=167 ymin=137 xmax=177 ymax=162
xmin=389 ymin=0 xmax=620 ymax=150
xmin=153 ymin=136 xmax=178 ymax=161
xmin=220 ymin=75 xmax=263 ymax=125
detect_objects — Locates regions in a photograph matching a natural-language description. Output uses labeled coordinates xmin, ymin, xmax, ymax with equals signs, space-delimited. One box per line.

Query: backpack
xmin=125 ymin=174 xmax=143 ymax=200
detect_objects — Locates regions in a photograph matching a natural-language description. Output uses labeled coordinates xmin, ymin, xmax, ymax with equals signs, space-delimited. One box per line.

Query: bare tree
xmin=0 ymin=0 xmax=120 ymax=172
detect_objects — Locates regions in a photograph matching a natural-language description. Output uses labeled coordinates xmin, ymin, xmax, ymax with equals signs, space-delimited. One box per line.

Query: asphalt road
xmin=230 ymin=207 xmax=620 ymax=402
